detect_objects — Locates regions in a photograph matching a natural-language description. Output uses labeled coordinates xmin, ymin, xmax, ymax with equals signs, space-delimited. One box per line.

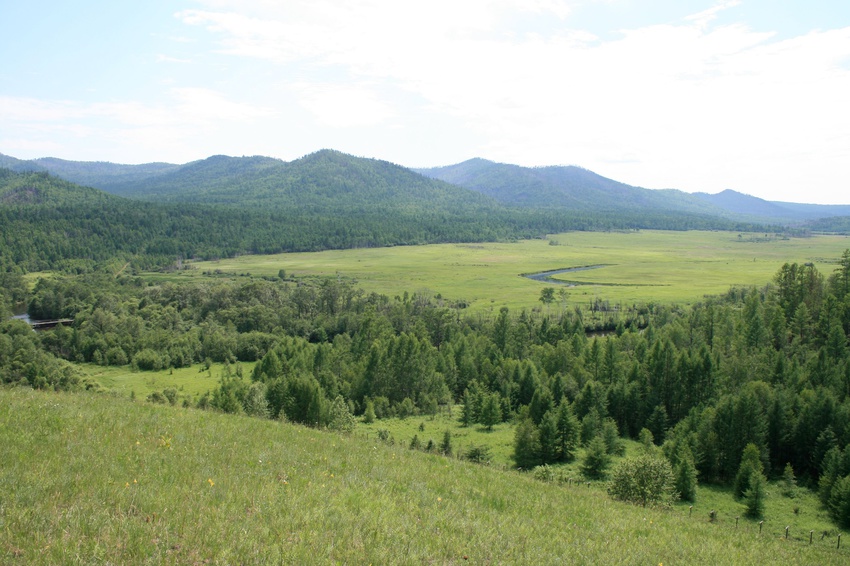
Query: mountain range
xmin=3 ymin=150 xmax=848 ymax=224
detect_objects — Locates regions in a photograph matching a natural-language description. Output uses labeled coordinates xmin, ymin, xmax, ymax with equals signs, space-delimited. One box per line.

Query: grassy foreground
xmin=176 ymin=230 xmax=850 ymax=312
xmin=2 ymin=388 xmax=847 ymax=564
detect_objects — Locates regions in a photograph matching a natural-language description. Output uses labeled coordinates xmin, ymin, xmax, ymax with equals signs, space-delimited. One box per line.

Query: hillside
xmin=0 ymin=169 xmax=537 ymax=272
xmin=32 ymin=156 xmax=182 ymax=190
xmin=416 ymin=158 xmax=728 ymax=216
xmin=35 ymin=150 xmax=503 ymax=215
xmin=2 ymin=387 xmax=845 ymax=564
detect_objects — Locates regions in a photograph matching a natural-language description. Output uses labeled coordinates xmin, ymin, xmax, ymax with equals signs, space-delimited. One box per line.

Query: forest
xmin=3 ymin=248 xmax=850 ymax=527
xmin=0 ymin=167 xmax=773 ymax=274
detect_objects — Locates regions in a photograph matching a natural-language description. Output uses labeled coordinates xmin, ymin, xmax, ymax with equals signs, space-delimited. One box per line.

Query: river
xmin=522 ymin=265 xmax=606 ymax=285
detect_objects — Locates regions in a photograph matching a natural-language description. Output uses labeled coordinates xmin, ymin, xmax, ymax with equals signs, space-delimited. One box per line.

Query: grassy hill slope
xmin=1 ymin=387 xmax=845 ymax=564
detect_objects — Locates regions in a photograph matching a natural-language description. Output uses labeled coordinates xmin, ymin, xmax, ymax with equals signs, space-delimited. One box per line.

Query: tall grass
xmin=2 ymin=387 xmax=846 ymax=564
xmin=174 ymin=230 xmax=850 ymax=312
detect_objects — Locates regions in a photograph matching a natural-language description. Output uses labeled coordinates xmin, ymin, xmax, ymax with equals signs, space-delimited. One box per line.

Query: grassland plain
xmin=2 ymin=387 xmax=846 ymax=564
xmin=80 ymin=362 xmax=256 ymax=402
xmin=176 ymin=230 xmax=850 ymax=313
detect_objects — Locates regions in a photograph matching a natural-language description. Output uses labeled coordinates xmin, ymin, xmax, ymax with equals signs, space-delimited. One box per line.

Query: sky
xmin=1 ymin=1 xmax=849 ymax=204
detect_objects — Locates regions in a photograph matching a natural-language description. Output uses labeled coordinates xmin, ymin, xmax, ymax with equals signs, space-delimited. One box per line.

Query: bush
xmin=146 ymin=391 xmax=168 ymax=404
xmin=464 ymin=445 xmax=492 ymax=464
xmin=608 ymin=454 xmax=677 ymax=508
xmin=133 ymin=348 xmax=163 ymax=371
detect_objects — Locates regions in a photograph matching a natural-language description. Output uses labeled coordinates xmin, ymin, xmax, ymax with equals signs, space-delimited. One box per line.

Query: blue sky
xmin=1 ymin=1 xmax=849 ymax=204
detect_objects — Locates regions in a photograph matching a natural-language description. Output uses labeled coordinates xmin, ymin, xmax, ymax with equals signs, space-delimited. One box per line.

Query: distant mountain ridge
xmin=415 ymin=158 xmax=726 ymax=216
xmin=2 ymin=150 xmax=848 ymax=223
xmin=694 ymin=189 xmax=850 ymax=222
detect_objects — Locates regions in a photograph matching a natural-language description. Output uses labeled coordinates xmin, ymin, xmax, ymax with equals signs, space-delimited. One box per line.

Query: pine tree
xmin=538 ymin=409 xmax=559 ymax=464
xmin=581 ymin=436 xmax=611 ymax=480
xmin=674 ymin=445 xmax=699 ymax=503
xmin=513 ymin=418 xmax=542 ymax=469
xmin=555 ymin=401 xmax=580 ymax=462
xmin=734 ymin=443 xmax=764 ymax=500
xmin=480 ymin=392 xmax=502 ymax=431
xmin=743 ymin=471 xmax=767 ymax=518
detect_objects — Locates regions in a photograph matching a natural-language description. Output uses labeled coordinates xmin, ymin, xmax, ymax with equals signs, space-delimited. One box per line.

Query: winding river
xmin=522 ymin=264 xmax=607 ymax=286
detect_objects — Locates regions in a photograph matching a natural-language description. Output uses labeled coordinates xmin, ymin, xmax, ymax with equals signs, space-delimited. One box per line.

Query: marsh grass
xmin=2 ymin=387 xmax=846 ymax=564
xmin=161 ymin=230 xmax=850 ymax=313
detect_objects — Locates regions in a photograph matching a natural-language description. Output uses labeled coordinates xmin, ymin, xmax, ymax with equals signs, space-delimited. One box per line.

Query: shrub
xmin=608 ymin=454 xmax=677 ymax=508
xmin=133 ymin=348 xmax=163 ymax=371
xmin=464 ymin=445 xmax=492 ymax=464
xmin=439 ymin=430 xmax=453 ymax=456
xmin=362 ymin=400 xmax=376 ymax=424
xmin=146 ymin=391 xmax=168 ymax=404
xmin=327 ymin=395 xmax=356 ymax=432
xmin=162 ymin=387 xmax=178 ymax=406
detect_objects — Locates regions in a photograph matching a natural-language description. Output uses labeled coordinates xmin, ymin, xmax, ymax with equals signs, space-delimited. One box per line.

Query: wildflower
xmin=438 ymin=497 xmax=442 ymax=502
xmin=125 ymin=482 xmax=129 ymax=488
xmin=133 ymin=479 xmax=137 ymax=484
xmin=208 ymin=478 xmax=214 ymax=487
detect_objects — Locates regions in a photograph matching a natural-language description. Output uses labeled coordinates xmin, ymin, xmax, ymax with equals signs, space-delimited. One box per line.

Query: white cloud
xmin=0 ymin=90 xmax=277 ymax=163
xmin=5 ymin=1 xmax=849 ymax=203
xmin=291 ymin=83 xmax=395 ymax=127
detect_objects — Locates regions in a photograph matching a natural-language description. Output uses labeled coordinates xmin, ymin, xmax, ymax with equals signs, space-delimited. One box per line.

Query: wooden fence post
xmin=758 ymin=521 xmax=763 ymax=535
xmin=785 ymin=526 xmax=790 ymax=540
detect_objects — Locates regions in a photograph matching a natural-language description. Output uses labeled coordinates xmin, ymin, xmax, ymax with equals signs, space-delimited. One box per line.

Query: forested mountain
xmin=8 ymin=148 xmax=848 ymax=223
xmin=0 ymin=152 xmax=47 ymax=173
xmin=97 ymin=150 xmax=503 ymax=213
xmin=693 ymin=189 xmax=800 ymax=221
xmin=419 ymin=159 xmax=850 ymax=223
xmin=0 ymin=165 xmax=768 ymax=271
xmin=31 ymin=156 xmax=182 ymax=191
xmin=694 ymin=190 xmax=850 ymax=223
xmin=416 ymin=159 xmax=727 ymax=215
xmin=0 ymin=169 xmax=536 ymax=273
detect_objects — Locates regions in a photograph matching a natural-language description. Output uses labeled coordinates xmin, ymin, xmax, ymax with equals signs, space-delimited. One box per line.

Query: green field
xmin=81 ymin=362 xmax=256 ymax=402
xmin=2 ymin=387 xmax=846 ymax=564
xmin=174 ymin=230 xmax=850 ymax=312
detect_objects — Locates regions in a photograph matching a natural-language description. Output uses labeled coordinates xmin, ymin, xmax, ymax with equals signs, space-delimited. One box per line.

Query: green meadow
xmin=178 ymin=230 xmax=850 ymax=312
xmin=80 ymin=362 xmax=256 ymax=402
xmin=2 ymin=387 xmax=846 ymax=564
